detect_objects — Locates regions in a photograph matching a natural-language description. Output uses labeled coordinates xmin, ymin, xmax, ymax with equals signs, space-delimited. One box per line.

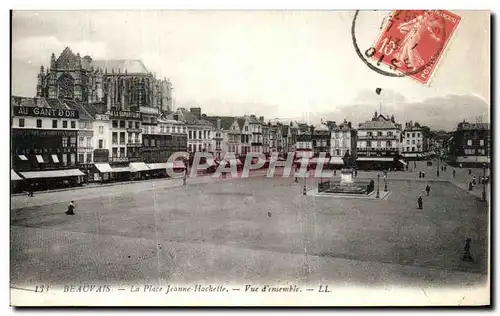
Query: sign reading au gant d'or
xmin=14 ymin=106 xmax=79 ymax=119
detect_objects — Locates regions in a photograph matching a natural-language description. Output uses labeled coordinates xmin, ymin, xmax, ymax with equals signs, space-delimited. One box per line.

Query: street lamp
xmin=437 ymin=152 xmax=440 ymax=177
xmin=376 ymin=174 xmax=380 ymax=198
xmin=482 ymin=164 xmax=487 ymax=202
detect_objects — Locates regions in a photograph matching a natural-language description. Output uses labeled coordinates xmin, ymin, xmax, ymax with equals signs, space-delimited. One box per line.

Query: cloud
xmin=12 ymin=36 xmax=109 ymax=66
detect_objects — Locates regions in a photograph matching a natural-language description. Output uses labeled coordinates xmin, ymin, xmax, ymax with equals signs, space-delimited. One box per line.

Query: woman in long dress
xmin=393 ymin=11 xmax=442 ymax=70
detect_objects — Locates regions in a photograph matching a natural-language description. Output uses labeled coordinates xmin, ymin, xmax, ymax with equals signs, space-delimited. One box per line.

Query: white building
xmin=168 ymin=107 xmax=215 ymax=154
xmin=401 ymin=121 xmax=429 ymax=159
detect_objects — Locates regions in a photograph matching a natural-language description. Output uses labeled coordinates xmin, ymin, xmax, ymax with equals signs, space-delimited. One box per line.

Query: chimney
xmin=173 ymin=114 xmax=179 ymax=121
xmin=259 ymin=116 xmax=264 ymax=122
xmin=348 ymin=121 xmax=352 ymax=128
xmin=190 ymin=107 xmax=201 ymax=119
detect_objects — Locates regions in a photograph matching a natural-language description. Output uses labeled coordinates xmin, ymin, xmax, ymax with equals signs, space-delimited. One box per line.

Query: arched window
xmin=58 ymin=73 xmax=74 ymax=99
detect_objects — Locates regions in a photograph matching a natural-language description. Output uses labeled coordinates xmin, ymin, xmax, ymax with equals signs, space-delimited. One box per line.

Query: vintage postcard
xmin=10 ymin=10 xmax=490 ymax=306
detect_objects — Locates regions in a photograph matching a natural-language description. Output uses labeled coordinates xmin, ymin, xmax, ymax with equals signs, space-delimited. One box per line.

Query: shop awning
xmin=129 ymin=162 xmax=150 ymax=172
xmin=18 ymin=155 xmax=28 ymax=161
xmin=111 ymin=166 xmax=131 ymax=173
xmin=329 ymin=157 xmax=344 ymax=165
xmin=94 ymin=163 xmax=113 ymax=173
xmin=11 ymin=169 xmax=22 ymax=181
xmin=147 ymin=163 xmax=169 ymax=170
xmin=357 ymin=157 xmax=394 ymax=162
xmin=36 ymin=155 xmax=44 ymax=163
xmin=19 ymin=169 xmax=85 ymax=179
xmin=51 ymin=154 xmax=60 ymax=163
xmin=398 ymin=160 xmax=407 ymax=166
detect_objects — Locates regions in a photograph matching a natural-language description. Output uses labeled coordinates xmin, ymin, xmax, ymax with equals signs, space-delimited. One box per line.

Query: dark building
xmin=449 ymin=121 xmax=491 ymax=167
xmin=11 ymin=96 xmax=84 ymax=191
xmin=312 ymin=123 xmax=331 ymax=157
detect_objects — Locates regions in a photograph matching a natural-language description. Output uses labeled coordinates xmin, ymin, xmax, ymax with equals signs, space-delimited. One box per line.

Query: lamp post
xmin=376 ymin=174 xmax=380 ymax=198
xmin=384 ymin=173 xmax=388 ymax=192
xmin=482 ymin=164 xmax=487 ymax=202
xmin=436 ymin=151 xmax=440 ymax=177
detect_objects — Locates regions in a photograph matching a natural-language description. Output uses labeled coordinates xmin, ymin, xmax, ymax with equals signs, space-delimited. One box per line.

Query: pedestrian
xmin=453 ymin=169 xmax=456 ymax=178
xmin=355 ymin=169 xmax=358 ymax=177
xmin=469 ymin=169 xmax=472 ymax=175
xmin=27 ymin=183 xmax=34 ymax=197
xmin=65 ymin=201 xmax=75 ymax=215
xmin=444 ymin=165 xmax=447 ymax=172
xmin=468 ymin=181 xmax=473 ymax=191
xmin=462 ymin=238 xmax=473 ymax=262
xmin=425 ymin=184 xmax=431 ymax=196
xmin=417 ymin=196 xmax=423 ymax=210
xmin=422 ymin=171 xmax=426 ymax=178
xmin=472 ymin=176 xmax=476 ymax=186
xmin=418 ymin=171 xmax=422 ymax=178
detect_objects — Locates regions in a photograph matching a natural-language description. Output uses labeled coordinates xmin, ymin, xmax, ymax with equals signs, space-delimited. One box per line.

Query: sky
xmin=11 ymin=10 xmax=490 ymax=126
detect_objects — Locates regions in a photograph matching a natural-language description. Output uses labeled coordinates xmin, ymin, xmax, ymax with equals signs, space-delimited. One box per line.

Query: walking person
xmin=444 ymin=165 xmax=447 ymax=172
xmin=27 ymin=183 xmax=34 ymax=197
xmin=417 ymin=195 xmax=423 ymax=210
xmin=462 ymin=238 xmax=474 ymax=262
xmin=425 ymin=184 xmax=431 ymax=196
xmin=472 ymin=176 xmax=477 ymax=186
xmin=453 ymin=169 xmax=456 ymax=178
xmin=65 ymin=201 xmax=75 ymax=215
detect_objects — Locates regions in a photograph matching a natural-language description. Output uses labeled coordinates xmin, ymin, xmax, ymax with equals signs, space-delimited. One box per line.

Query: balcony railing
xmin=110 ymin=157 xmax=129 ymax=163
xmin=358 ymin=135 xmax=397 ymax=140
xmin=126 ymin=127 xmax=142 ymax=133
xmin=127 ymin=142 xmax=142 ymax=147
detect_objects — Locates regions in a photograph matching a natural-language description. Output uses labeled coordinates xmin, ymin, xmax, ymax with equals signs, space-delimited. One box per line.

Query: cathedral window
xmin=58 ymin=73 xmax=75 ymax=99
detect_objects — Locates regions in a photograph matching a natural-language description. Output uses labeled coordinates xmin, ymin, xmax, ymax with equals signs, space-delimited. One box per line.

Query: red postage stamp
xmin=371 ymin=10 xmax=462 ymax=84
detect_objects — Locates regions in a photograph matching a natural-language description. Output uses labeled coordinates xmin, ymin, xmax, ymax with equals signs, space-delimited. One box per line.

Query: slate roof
xmin=166 ymin=108 xmax=214 ymax=127
xmin=236 ymin=117 xmax=246 ymax=130
xmin=246 ymin=115 xmax=262 ymax=124
xmin=358 ymin=118 xmax=398 ymax=130
xmin=63 ymin=99 xmax=94 ymax=120
xmin=204 ymin=116 xmax=236 ymax=130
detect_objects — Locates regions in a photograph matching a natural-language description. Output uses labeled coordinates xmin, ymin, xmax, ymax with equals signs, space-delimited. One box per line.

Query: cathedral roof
xmin=91 ymin=59 xmax=149 ymax=74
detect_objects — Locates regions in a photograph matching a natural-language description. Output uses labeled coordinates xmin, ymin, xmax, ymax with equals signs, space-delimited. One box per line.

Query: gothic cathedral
xmin=36 ymin=47 xmax=173 ymax=113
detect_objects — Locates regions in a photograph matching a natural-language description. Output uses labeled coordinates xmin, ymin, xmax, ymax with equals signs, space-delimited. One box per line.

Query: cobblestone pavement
xmin=11 ymin=171 xmax=489 ymax=288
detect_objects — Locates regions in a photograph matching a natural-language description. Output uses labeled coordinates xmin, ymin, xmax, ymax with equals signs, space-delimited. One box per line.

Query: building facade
xmin=330 ymin=119 xmax=357 ymax=159
xmin=401 ymin=121 xmax=429 ymax=160
xmin=168 ymin=108 xmax=215 ymax=155
xmin=356 ymin=112 xmax=404 ymax=170
xmin=449 ymin=121 xmax=491 ymax=166
xmin=11 ymin=96 xmax=85 ymax=190
xmin=312 ymin=123 xmax=330 ymax=156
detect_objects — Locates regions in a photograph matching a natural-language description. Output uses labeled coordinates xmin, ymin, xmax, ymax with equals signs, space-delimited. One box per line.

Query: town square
xmin=9 ymin=10 xmax=490 ymax=306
